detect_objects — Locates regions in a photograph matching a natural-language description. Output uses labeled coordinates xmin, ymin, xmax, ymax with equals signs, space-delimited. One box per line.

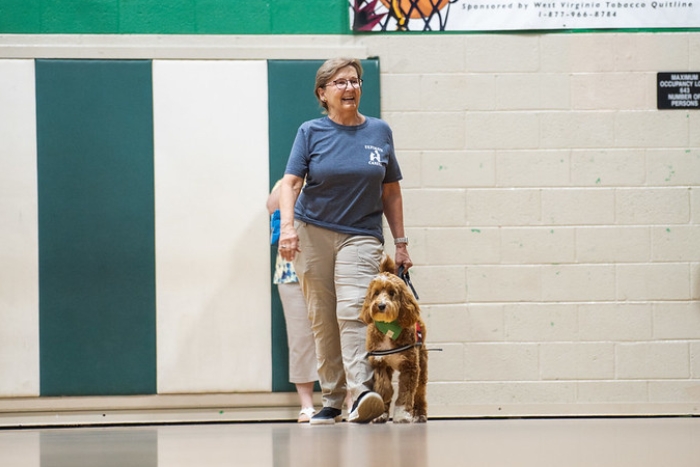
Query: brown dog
xmin=360 ymin=254 xmax=427 ymax=423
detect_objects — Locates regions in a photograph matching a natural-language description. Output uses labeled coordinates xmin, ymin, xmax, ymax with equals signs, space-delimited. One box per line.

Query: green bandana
xmin=375 ymin=320 xmax=402 ymax=340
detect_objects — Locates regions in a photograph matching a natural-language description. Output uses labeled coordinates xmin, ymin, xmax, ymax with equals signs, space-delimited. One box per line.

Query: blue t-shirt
xmin=284 ymin=116 xmax=402 ymax=243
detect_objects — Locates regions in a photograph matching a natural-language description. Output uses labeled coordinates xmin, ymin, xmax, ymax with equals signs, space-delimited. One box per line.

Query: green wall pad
xmin=36 ymin=59 xmax=157 ymax=396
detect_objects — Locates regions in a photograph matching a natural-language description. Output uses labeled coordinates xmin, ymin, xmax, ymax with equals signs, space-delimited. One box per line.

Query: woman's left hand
xmin=394 ymin=244 xmax=412 ymax=273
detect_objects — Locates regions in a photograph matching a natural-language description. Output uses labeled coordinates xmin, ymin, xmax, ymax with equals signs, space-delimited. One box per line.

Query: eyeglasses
xmin=325 ymin=78 xmax=363 ymax=90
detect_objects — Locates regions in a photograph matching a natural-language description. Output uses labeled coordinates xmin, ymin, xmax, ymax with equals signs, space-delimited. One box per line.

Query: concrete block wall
xmin=365 ymin=32 xmax=700 ymax=414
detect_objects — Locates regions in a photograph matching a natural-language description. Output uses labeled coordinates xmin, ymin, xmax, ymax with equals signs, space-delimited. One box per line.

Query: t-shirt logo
xmin=368 ymin=148 xmax=382 ymax=166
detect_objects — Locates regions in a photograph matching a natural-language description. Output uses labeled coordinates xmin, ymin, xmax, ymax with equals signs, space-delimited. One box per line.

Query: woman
xmin=267 ymin=180 xmax=318 ymax=423
xmin=278 ymin=57 xmax=413 ymax=425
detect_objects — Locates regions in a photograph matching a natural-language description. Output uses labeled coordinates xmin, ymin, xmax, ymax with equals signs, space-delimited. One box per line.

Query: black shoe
xmin=309 ymin=406 xmax=343 ymax=426
xmin=348 ymin=391 xmax=384 ymax=423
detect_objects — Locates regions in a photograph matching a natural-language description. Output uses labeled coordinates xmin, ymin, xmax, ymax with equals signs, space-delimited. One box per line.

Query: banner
xmin=350 ymin=0 xmax=700 ymax=31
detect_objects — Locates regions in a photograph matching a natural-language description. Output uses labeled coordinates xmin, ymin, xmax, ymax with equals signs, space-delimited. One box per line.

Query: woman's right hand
xmin=278 ymin=229 xmax=301 ymax=261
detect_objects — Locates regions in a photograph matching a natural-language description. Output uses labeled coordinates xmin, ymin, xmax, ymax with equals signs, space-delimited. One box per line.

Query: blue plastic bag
xmin=270 ymin=209 xmax=281 ymax=245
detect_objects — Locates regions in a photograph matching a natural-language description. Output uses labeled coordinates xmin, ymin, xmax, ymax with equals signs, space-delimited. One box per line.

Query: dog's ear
xmin=379 ymin=254 xmax=396 ymax=274
xmin=359 ymin=281 xmax=375 ymax=325
xmin=397 ymin=283 xmax=421 ymax=329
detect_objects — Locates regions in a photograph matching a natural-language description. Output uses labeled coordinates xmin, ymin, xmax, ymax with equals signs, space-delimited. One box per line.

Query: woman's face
xmin=319 ymin=65 xmax=362 ymax=116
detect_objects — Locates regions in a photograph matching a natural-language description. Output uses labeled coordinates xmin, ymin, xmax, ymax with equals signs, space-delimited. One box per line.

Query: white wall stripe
xmin=0 ymin=59 xmax=40 ymax=397
xmin=153 ymin=60 xmax=271 ymax=393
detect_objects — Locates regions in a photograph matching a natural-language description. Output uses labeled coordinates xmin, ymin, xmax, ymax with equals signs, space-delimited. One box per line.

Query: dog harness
xmin=367 ymin=323 xmax=424 ymax=357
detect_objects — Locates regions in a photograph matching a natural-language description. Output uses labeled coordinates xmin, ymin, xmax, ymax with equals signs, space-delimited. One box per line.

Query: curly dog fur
xmin=360 ymin=254 xmax=428 ymax=423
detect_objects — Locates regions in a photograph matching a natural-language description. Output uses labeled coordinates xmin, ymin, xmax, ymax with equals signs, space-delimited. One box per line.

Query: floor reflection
xmin=0 ymin=417 xmax=697 ymax=467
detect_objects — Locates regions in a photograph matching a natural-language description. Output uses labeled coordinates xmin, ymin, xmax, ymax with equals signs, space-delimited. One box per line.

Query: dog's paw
xmin=413 ymin=414 xmax=428 ymax=423
xmin=371 ymin=412 xmax=390 ymax=424
xmin=392 ymin=406 xmax=413 ymax=424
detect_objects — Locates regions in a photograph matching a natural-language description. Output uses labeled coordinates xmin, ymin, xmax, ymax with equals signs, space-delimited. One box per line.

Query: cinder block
xmin=691 ymin=342 xmax=700 ymax=378
xmin=403 ymin=189 xmax=466 ymax=227
xmin=504 ymin=303 xmax=577 ymax=341
xmin=571 ymin=73 xmax=649 ymax=110
xmin=542 ymin=188 xmax=615 ymax=225
xmin=380 ymin=73 xmax=422 ymax=112
xmin=464 ymin=343 xmax=539 ymax=381
xmin=614 ymin=111 xmax=689 ymax=148
xmin=615 ymin=188 xmax=690 ymax=225
xmin=421 ymin=303 xmax=504 ymax=343
xmin=653 ymin=302 xmax=700 ymax=339
xmin=693 ymin=262 xmax=700 ymax=300
xmin=421 ymin=74 xmax=494 ymax=111
xmin=614 ymin=33 xmax=691 ymax=71
xmin=465 ymin=304 xmax=505 ymax=342
xmin=385 ymin=111 xmax=465 ymax=151
xmin=501 ymin=227 xmax=575 ymax=264
xmin=458 ymin=73 xmax=498 ymax=111
xmin=690 ymin=112 xmax=700 ymax=147
xmin=541 ymin=265 xmax=616 ymax=302
xmin=691 ymin=37 xmax=700 ymax=68
xmin=576 ymin=381 xmax=649 ymax=403
xmin=468 ymin=189 xmax=541 ymax=226
xmin=464 ymin=35 xmax=540 ymax=73
xmin=374 ymin=36 xmax=466 ymax=73
xmin=411 ymin=265 xmax=467 ymax=304
xmin=617 ymin=263 xmax=691 ymax=301
xmin=467 ymin=265 xmax=541 ymax=302
xmin=496 ymin=150 xmax=570 ymax=187
xmin=647 ymin=149 xmax=700 ymax=186
xmin=421 ymin=150 xmax=496 ymax=188
xmin=465 ymin=112 xmax=540 ymax=150
xmin=571 ymin=149 xmax=646 ymax=187
xmin=494 ymin=73 xmax=569 ymax=111
xmin=540 ymin=33 xmax=617 ymax=73
xmin=539 ymin=73 xmax=572 ymax=110
xmin=651 ymin=226 xmax=700 ymax=262
xmin=425 ymin=343 xmax=464 ymax=382
xmin=649 ymin=381 xmax=700 ymax=403
xmin=578 ymin=303 xmax=653 ymax=342
xmin=616 ymin=342 xmax=689 ymax=379
xmin=576 ymin=226 xmax=650 ymax=263
xmin=693 ymin=188 xmax=700 ymax=225
xmin=396 ymin=150 xmax=422 ymax=189
xmin=426 ymin=227 xmax=500 ymax=265
xmin=427 ymin=381 xmax=575 ymax=405
xmin=540 ymin=111 xmax=615 ymax=149
xmin=540 ymin=343 xmax=615 ymax=380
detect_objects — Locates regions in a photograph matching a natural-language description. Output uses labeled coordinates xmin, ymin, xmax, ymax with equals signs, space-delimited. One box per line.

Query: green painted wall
xmin=0 ymin=0 xmax=350 ymax=34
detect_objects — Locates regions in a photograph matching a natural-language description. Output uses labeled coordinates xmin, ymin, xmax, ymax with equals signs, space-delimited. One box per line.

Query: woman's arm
xmin=278 ymin=174 xmax=304 ymax=260
xmin=266 ymin=181 xmax=281 ymax=214
xmin=382 ymin=181 xmax=413 ymax=272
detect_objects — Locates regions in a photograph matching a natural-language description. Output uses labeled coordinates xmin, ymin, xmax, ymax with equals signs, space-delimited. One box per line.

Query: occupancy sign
xmin=657 ymin=72 xmax=700 ymax=109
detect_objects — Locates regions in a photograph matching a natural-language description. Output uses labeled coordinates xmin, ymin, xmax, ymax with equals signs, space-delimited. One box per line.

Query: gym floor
xmin=2 ymin=417 xmax=699 ymax=467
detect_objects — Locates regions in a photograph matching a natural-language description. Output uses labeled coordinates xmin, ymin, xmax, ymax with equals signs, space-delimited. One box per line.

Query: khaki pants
xmin=277 ymin=282 xmax=319 ymax=384
xmin=293 ymin=221 xmax=383 ymax=409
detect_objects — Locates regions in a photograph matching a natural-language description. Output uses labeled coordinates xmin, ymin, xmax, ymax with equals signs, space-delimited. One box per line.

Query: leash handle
xmin=397 ymin=265 xmax=420 ymax=300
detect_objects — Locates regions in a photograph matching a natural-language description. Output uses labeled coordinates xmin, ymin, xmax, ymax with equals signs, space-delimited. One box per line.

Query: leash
xmin=367 ymin=342 xmax=422 ymax=357
xmin=398 ymin=265 xmax=419 ymax=300
xmin=367 ymin=323 xmax=424 ymax=357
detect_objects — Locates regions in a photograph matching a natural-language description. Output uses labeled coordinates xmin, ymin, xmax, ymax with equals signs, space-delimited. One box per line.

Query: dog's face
xmin=361 ymin=272 xmax=420 ymax=328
